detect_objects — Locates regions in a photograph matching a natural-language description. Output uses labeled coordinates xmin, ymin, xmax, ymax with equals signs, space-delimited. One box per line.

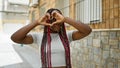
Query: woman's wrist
xmin=63 ymin=17 xmax=67 ymax=23
xmin=64 ymin=17 xmax=71 ymax=24
xmin=34 ymin=20 xmax=40 ymax=26
xmin=62 ymin=16 xmax=66 ymax=23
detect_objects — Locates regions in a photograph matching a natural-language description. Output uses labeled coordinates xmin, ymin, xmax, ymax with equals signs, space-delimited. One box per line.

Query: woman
xmin=11 ymin=8 xmax=92 ymax=68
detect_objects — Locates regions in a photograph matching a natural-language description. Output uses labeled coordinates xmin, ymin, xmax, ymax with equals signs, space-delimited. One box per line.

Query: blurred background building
xmin=0 ymin=0 xmax=29 ymax=34
xmin=0 ymin=0 xmax=120 ymax=68
xmin=29 ymin=0 xmax=120 ymax=68
xmin=29 ymin=0 xmax=120 ymax=31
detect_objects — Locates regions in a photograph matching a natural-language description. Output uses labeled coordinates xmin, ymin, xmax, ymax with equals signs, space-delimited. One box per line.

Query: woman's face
xmin=48 ymin=10 xmax=62 ymax=33
xmin=50 ymin=23 xmax=62 ymax=33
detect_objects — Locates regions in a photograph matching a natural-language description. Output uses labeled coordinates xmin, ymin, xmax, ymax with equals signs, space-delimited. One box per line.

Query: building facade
xmin=29 ymin=0 xmax=120 ymax=68
xmin=0 ymin=0 xmax=29 ymax=34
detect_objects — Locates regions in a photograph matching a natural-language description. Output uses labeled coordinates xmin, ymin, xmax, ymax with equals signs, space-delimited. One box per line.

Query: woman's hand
xmin=51 ymin=11 xmax=65 ymax=25
xmin=37 ymin=13 xmax=52 ymax=26
xmin=36 ymin=11 xmax=65 ymax=26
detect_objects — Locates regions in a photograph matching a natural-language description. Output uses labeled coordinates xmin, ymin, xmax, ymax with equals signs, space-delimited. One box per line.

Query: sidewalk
xmin=0 ymin=32 xmax=40 ymax=68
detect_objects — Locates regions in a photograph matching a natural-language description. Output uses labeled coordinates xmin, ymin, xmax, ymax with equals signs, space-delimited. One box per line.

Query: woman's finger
xmin=45 ymin=13 xmax=50 ymax=20
xmin=51 ymin=11 xmax=58 ymax=18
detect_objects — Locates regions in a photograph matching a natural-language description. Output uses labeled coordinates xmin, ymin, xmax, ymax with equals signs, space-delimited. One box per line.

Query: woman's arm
xmin=11 ymin=20 xmax=39 ymax=44
xmin=64 ymin=17 xmax=92 ymax=40
xmin=50 ymin=11 xmax=92 ymax=41
xmin=11 ymin=13 xmax=51 ymax=44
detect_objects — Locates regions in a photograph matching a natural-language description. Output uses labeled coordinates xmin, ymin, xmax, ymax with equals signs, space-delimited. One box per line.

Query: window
xmin=75 ymin=0 xmax=102 ymax=24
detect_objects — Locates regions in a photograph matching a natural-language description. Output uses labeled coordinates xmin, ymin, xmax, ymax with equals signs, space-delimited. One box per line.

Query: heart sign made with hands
xmin=50 ymin=11 xmax=65 ymax=26
xmin=37 ymin=11 xmax=65 ymax=26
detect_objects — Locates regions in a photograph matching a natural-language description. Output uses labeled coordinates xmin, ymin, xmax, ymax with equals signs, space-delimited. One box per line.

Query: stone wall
xmin=70 ymin=29 xmax=120 ymax=68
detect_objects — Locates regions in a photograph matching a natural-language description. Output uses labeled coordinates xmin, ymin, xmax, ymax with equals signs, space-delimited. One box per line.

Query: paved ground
xmin=0 ymin=32 xmax=40 ymax=68
xmin=0 ymin=44 xmax=40 ymax=68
